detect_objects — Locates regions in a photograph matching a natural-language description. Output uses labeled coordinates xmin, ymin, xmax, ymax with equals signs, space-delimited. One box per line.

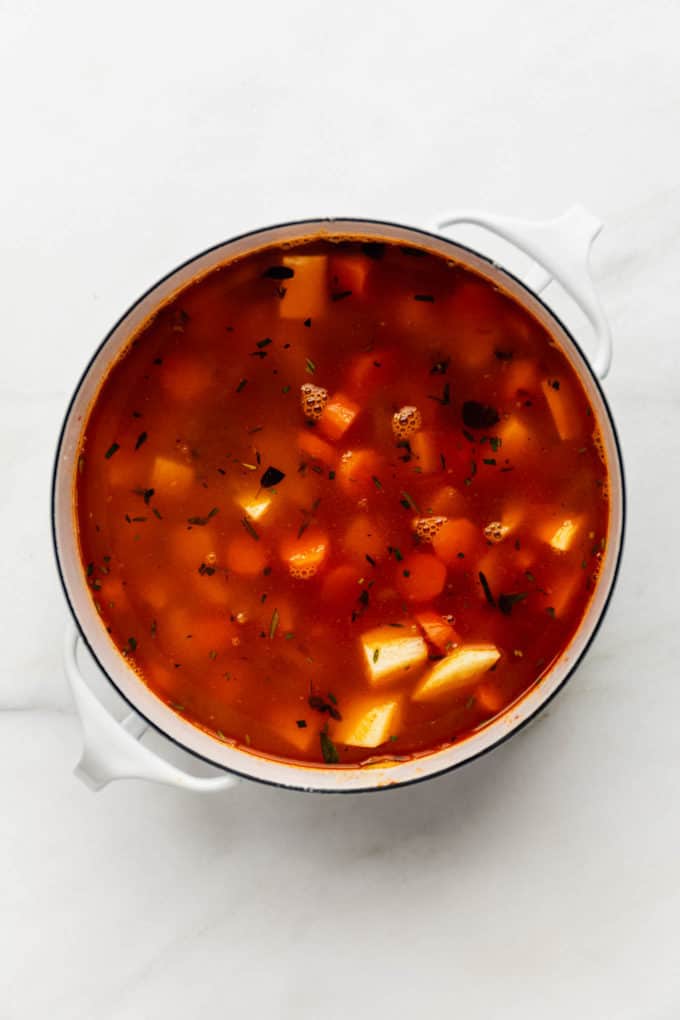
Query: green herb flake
xmin=320 ymin=730 xmax=339 ymax=764
xmin=134 ymin=431 xmax=148 ymax=451
xmin=483 ymin=458 xmax=496 ymax=466
xmin=305 ymin=358 xmax=316 ymax=375
xmin=498 ymin=592 xmax=527 ymax=616
xmin=208 ymin=649 xmax=218 ymax=660
xmin=105 ymin=442 xmax=120 ymax=459
xmin=296 ymin=719 xmax=307 ymax=729
xmin=269 ymin=608 xmax=280 ymax=639
xmin=373 ymin=648 xmax=380 ymax=663
xmin=372 ymin=475 xmax=383 ymax=491
xmin=400 ymin=491 xmax=419 ymax=513
xmin=546 ymin=606 xmax=556 ymax=618
xmin=236 ymin=378 xmax=248 ymax=393
xmin=479 ymin=571 xmax=496 ymax=607
xmin=241 ymin=516 xmax=260 ymax=541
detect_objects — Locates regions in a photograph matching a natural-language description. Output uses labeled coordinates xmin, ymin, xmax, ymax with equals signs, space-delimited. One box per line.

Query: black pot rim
xmin=50 ymin=215 xmax=627 ymax=795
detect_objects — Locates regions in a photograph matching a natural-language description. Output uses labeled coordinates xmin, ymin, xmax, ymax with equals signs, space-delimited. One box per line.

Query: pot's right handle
xmin=433 ymin=205 xmax=612 ymax=379
xmin=64 ymin=622 xmax=238 ymax=794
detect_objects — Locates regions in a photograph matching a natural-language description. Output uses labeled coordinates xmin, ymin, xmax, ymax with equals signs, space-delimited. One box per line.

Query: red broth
xmin=75 ymin=236 xmax=610 ymax=766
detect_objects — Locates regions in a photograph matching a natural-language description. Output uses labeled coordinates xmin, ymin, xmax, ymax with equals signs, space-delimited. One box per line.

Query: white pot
xmin=52 ymin=207 xmax=625 ymax=794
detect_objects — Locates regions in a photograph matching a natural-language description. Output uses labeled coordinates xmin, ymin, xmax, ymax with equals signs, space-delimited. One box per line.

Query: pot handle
xmin=64 ymin=622 xmax=238 ymax=793
xmin=433 ymin=205 xmax=612 ymax=379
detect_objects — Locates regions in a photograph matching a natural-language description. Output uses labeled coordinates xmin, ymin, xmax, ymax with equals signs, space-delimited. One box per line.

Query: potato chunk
xmin=238 ymin=493 xmax=272 ymax=522
xmin=150 ymin=456 xmax=194 ymax=493
xmin=278 ymin=255 xmax=328 ymax=319
xmin=334 ymin=696 xmax=402 ymax=748
xmin=360 ymin=626 xmax=428 ymax=685
xmin=547 ymin=517 xmax=581 ymax=552
xmin=542 ymin=378 xmax=581 ymax=440
xmin=413 ymin=644 xmax=501 ymax=701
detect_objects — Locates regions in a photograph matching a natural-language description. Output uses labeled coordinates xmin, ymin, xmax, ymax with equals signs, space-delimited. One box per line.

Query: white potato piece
xmin=238 ymin=493 xmax=272 ymax=522
xmin=548 ymin=517 xmax=582 ymax=553
xmin=150 ymin=456 xmax=194 ymax=493
xmin=279 ymin=255 xmax=328 ymax=319
xmin=541 ymin=378 xmax=581 ymax=440
xmin=413 ymin=644 xmax=501 ymax=702
xmin=334 ymin=697 xmax=402 ymax=748
xmin=360 ymin=626 xmax=428 ymax=685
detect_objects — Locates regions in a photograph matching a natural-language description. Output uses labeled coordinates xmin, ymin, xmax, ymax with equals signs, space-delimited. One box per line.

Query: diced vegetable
xmin=343 ymin=516 xmax=385 ymax=562
xmin=150 ymin=456 xmax=194 ymax=493
xmin=409 ymin=430 xmax=440 ymax=473
xmin=226 ymin=535 xmax=268 ymax=576
xmin=497 ymin=416 xmax=534 ymax=460
xmin=413 ymin=644 xmax=501 ymax=701
xmin=501 ymin=358 xmax=538 ymax=399
xmin=336 ymin=448 xmax=384 ymax=497
xmin=360 ymin=626 xmax=428 ymax=685
xmin=432 ymin=518 xmax=482 ymax=564
xmin=296 ymin=429 xmax=337 ymax=467
xmin=474 ymin=681 xmax=506 ymax=716
xmin=345 ymin=349 xmax=395 ymax=398
xmin=270 ymin=707 xmax=318 ymax=754
xmin=333 ymin=696 xmax=402 ymax=748
xmin=142 ymin=578 xmax=170 ymax=611
xmin=318 ymin=392 xmax=360 ymax=441
xmin=415 ymin=611 xmax=461 ymax=653
xmin=278 ymin=255 xmax=327 ymax=319
xmin=429 ymin=485 xmax=466 ymax=517
xmin=542 ymin=378 xmax=581 ymax=440
xmin=396 ymin=552 xmax=447 ymax=602
xmin=546 ymin=517 xmax=582 ymax=553
xmin=238 ymin=493 xmax=272 ymax=522
xmin=280 ymin=528 xmax=329 ymax=579
xmin=329 ymin=253 xmax=370 ymax=297
xmin=171 ymin=526 xmax=217 ymax=570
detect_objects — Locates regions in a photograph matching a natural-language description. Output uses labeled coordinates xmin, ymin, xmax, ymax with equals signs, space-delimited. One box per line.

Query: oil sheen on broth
xmin=75 ymin=237 xmax=610 ymax=766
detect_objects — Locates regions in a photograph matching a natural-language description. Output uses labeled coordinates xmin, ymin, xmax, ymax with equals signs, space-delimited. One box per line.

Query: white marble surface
xmin=2 ymin=1 xmax=679 ymax=1016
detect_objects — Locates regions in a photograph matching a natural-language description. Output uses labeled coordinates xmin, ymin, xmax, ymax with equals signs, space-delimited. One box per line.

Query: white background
xmin=2 ymin=1 xmax=679 ymax=1017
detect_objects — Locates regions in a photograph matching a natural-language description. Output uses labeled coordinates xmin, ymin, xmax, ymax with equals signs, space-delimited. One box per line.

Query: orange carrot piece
xmin=342 ymin=516 xmax=386 ymax=563
xmin=280 ymin=528 xmax=329 ymax=579
xmin=415 ymin=611 xmax=461 ymax=653
xmin=409 ymin=430 xmax=440 ymax=473
xmin=296 ymin=429 xmax=337 ymax=467
xmin=396 ymin=552 xmax=447 ymax=602
xmin=336 ymin=448 xmax=385 ymax=499
xmin=329 ymin=253 xmax=370 ymax=297
xmin=318 ymin=392 xmax=360 ymax=441
xmin=474 ymin=682 xmax=506 ymax=716
xmin=345 ymin=349 xmax=396 ymax=399
xmin=225 ymin=535 xmax=268 ymax=576
xmin=432 ymin=518 xmax=482 ymax=564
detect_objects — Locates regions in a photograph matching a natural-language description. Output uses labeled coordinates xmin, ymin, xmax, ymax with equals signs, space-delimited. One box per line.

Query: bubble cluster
xmin=392 ymin=405 xmax=423 ymax=441
xmin=484 ymin=521 xmax=509 ymax=544
xmin=300 ymin=383 xmax=328 ymax=420
xmin=289 ymin=563 xmax=319 ymax=580
xmin=414 ymin=516 xmax=447 ymax=542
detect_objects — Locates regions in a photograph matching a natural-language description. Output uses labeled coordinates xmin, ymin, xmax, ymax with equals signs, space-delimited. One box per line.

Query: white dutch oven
xmin=52 ymin=207 xmax=625 ymax=795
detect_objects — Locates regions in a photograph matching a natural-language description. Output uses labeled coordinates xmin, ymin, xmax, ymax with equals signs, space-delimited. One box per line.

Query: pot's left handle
xmin=64 ymin=622 xmax=238 ymax=794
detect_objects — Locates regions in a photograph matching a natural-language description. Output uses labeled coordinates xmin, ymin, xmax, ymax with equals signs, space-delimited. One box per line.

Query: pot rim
xmin=51 ymin=216 xmax=627 ymax=794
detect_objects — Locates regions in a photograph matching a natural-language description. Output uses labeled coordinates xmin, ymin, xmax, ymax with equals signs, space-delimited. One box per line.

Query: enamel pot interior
xmin=52 ymin=218 xmax=625 ymax=793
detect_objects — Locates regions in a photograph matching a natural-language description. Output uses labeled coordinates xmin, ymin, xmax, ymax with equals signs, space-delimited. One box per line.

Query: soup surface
xmin=75 ymin=235 xmax=609 ymax=766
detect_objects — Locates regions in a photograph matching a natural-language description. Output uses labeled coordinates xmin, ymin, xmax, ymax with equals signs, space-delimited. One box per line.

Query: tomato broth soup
xmin=75 ymin=236 xmax=610 ymax=766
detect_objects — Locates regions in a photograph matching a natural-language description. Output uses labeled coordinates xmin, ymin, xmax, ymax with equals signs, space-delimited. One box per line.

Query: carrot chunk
xmin=415 ymin=611 xmax=461 ymax=653
xmin=410 ymin=430 xmax=440 ymax=473
xmin=396 ymin=552 xmax=447 ymax=602
xmin=150 ymin=456 xmax=194 ymax=494
xmin=278 ymin=255 xmax=328 ymax=319
xmin=345 ymin=349 xmax=396 ymax=399
xmin=280 ymin=528 xmax=329 ymax=579
xmin=474 ymin=681 xmax=506 ymax=716
xmin=329 ymin=253 xmax=370 ymax=297
xmin=432 ymin=518 xmax=482 ymax=564
xmin=296 ymin=429 xmax=337 ymax=467
xmin=225 ymin=535 xmax=268 ymax=576
xmin=343 ymin=516 xmax=385 ymax=562
xmin=318 ymin=393 xmax=360 ymax=441
xmin=321 ymin=563 xmax=363 ymax=606
xmin=336 ymin=448 xmax=384 ymax=498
